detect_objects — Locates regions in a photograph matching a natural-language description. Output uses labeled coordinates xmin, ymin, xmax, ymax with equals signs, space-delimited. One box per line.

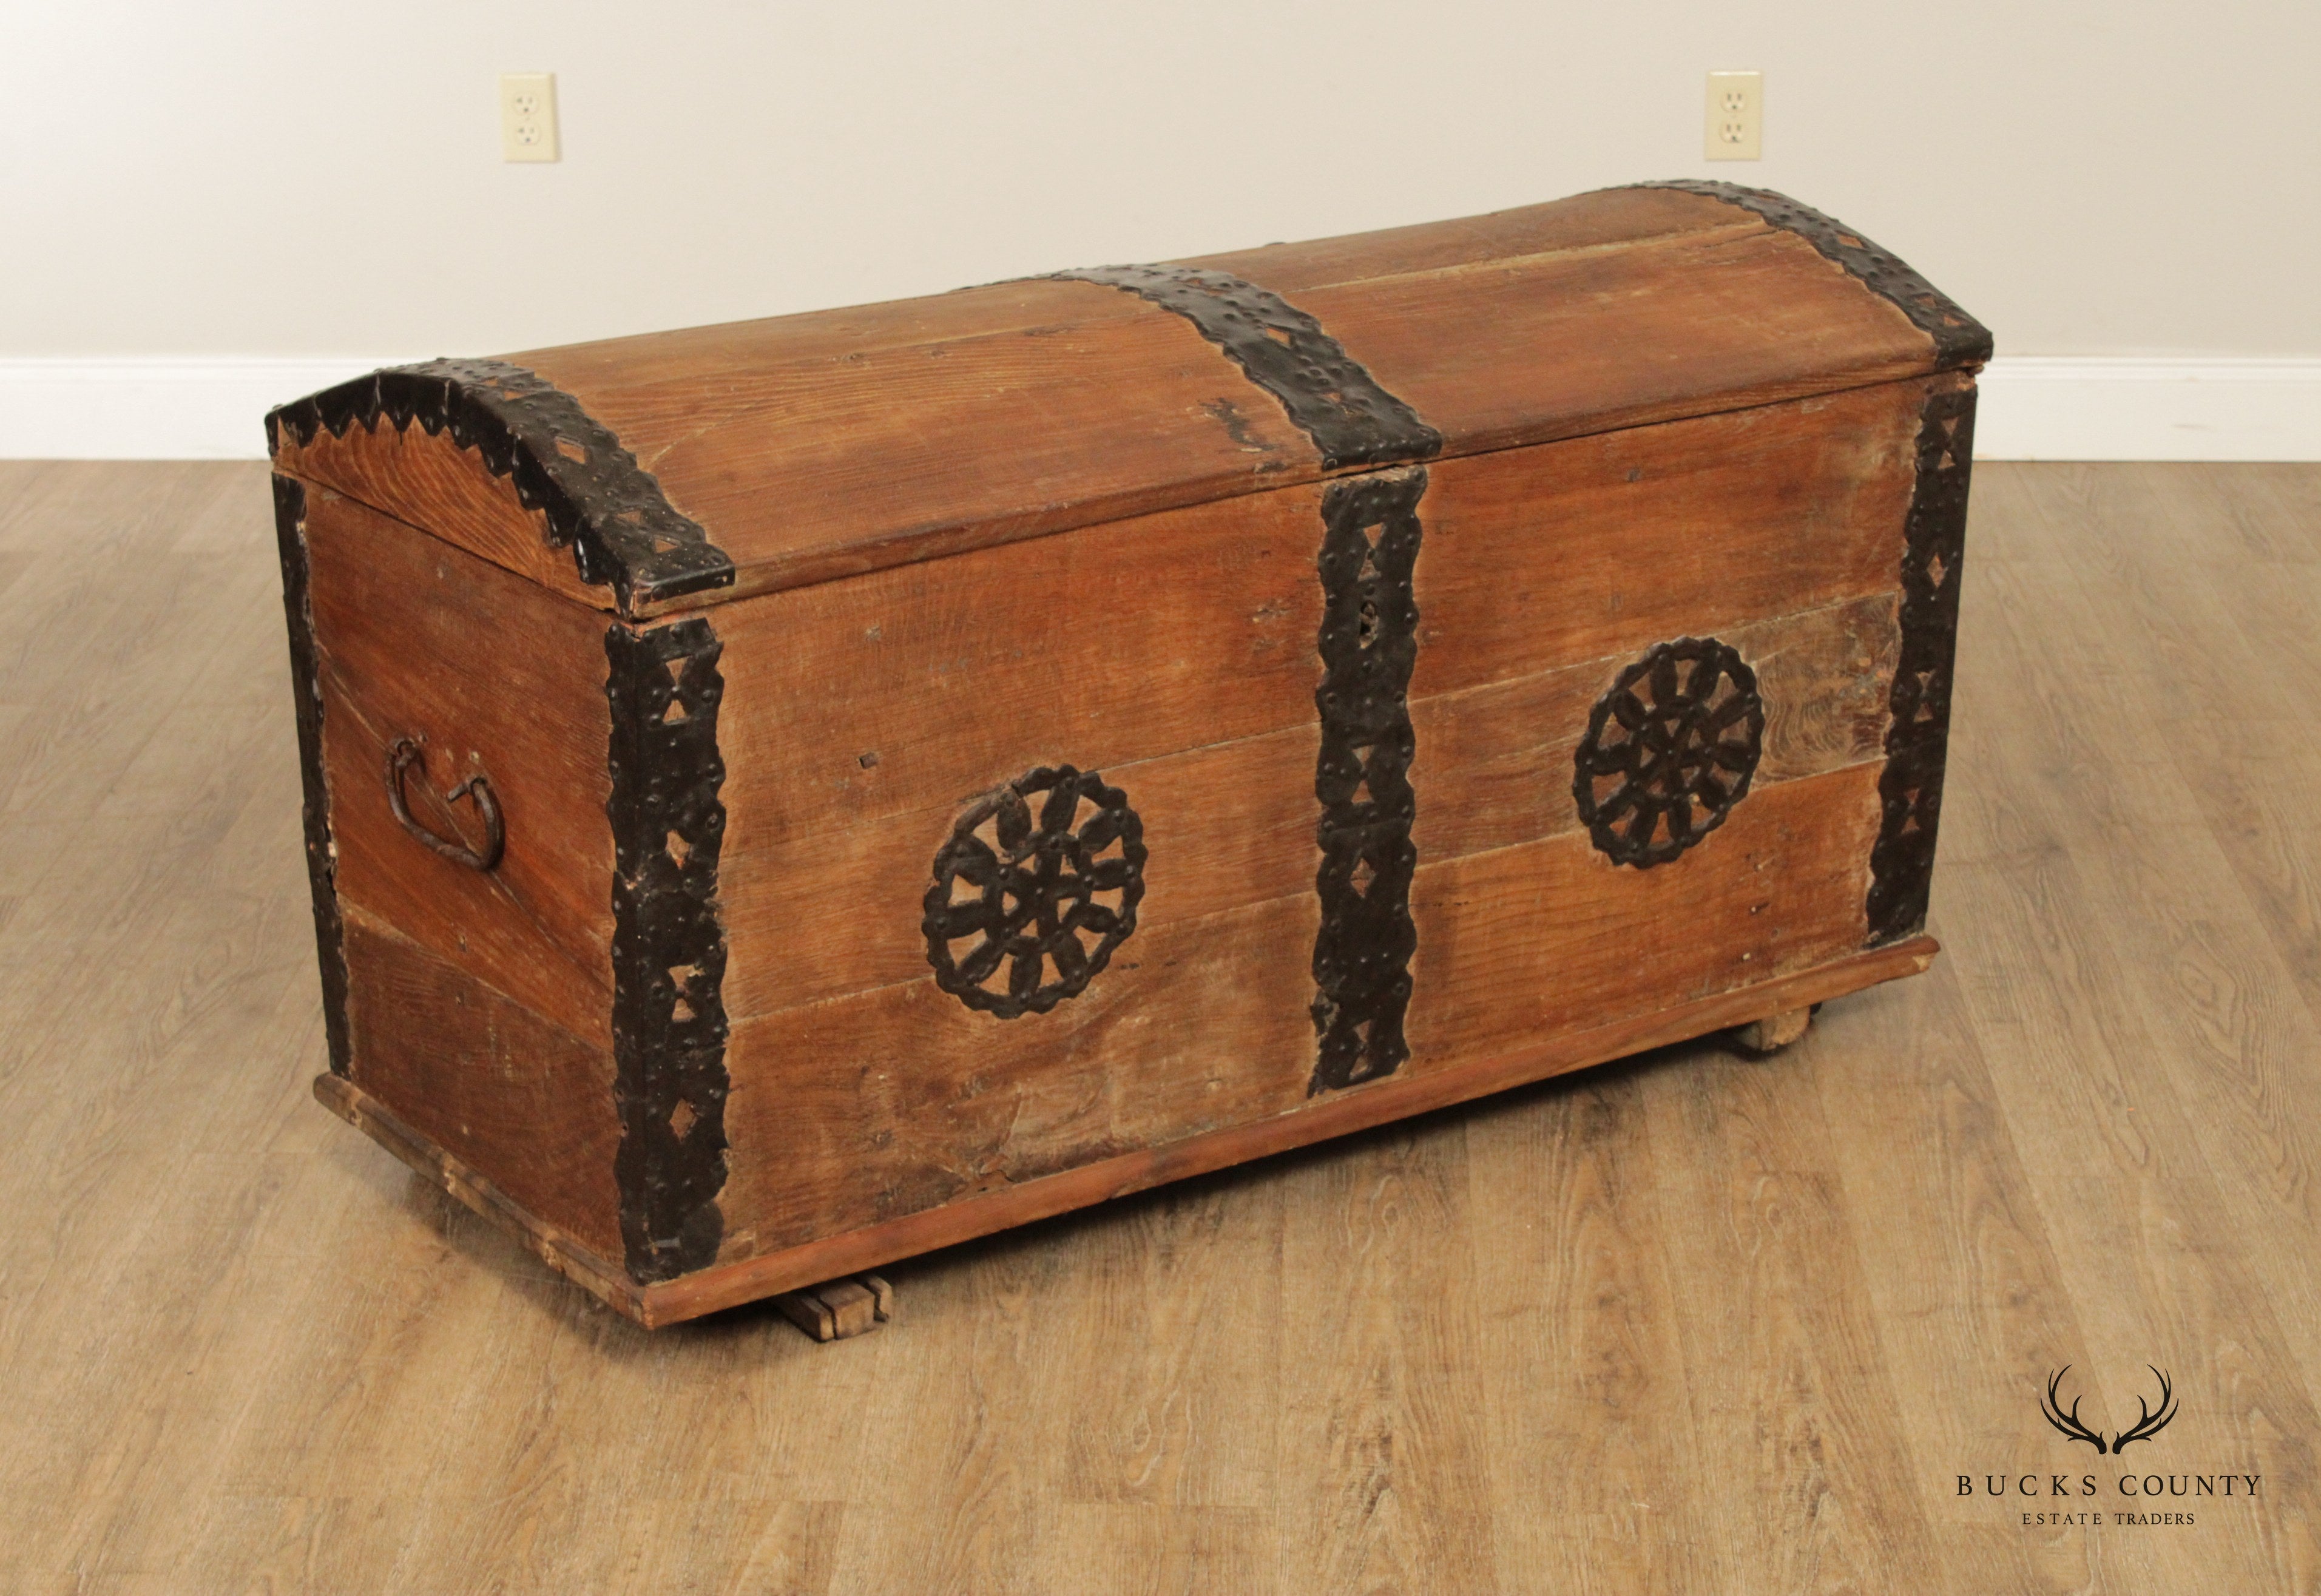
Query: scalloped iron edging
xmin=266 ymin=358 xmax=732 ymax=617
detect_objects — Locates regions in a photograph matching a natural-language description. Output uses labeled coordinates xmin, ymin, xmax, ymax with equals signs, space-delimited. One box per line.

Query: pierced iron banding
xmin=1867 ymin=382 xmax=1976 ymax=942
xmin=1309 ymin=470 xmax=1425 ymax=1094
xmin=1042 ymin=262 xmax=1435 ymax=1092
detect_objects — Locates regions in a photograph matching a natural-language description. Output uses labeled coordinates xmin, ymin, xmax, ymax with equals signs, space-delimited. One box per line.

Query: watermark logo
xmin=2041 ymin=1365 xmax=2177 ymax=1455
xmin=1950 ymin=1364 xmax=2264 ymax=1529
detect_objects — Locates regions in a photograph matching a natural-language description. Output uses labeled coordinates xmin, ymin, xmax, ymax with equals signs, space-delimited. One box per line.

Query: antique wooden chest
xmin=269 ymin=180 xmax=1985 ymax=1328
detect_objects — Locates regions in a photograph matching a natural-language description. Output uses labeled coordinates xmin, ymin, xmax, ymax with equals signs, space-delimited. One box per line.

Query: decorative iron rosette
xmin=922 ymin=766 xmax=1147 ymax=1018
xmin=1573 ymin=637 xmax=1765 ymax=868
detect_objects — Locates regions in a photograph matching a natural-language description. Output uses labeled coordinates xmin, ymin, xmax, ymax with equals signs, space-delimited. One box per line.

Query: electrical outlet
xmin=499 ymin=72 xmax=559 ymax=162
xmin=1705 ymin=70 xmax=1762 ymax=161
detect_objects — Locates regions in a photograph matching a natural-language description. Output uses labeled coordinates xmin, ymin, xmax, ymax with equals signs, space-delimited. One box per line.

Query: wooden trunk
xmin=268 ymin=180 xmax=1985 ymax=1327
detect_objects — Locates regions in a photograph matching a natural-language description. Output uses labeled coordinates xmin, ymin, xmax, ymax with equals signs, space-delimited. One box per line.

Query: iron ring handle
xmin=385 ymin=737 xmax=505 ymax=872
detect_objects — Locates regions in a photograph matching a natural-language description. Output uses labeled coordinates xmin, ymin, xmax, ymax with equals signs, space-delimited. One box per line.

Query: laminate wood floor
xmin=1 ymin=459 xmax=2316 ymax=1594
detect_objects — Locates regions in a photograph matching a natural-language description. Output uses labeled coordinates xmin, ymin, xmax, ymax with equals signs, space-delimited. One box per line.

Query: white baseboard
xmin=1972 ymin=356 xmax=2321 ymax=461
xmin=0 ymin=357 xmax=422 ymax=461
xmin=2 ymin=353 xmax=2317 ymax=463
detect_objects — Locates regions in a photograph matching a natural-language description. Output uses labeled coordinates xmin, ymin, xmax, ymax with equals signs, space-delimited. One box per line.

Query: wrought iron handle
xmin=385 ymin=737 xmax=505 ymax=872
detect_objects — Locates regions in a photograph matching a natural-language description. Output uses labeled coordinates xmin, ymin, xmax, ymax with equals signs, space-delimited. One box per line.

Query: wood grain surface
xmin=279 ymin=188 xmax=1947 ymax=610
xmin=690 ymin=381 xmax=1919 ymax=1282
xmin=714 ymin=379 xmax=1919 ymax=1023
xmin=301 ymin=488 xmax=617 ymax=1047
xmin=276 ymin=421 xmax=606 ymax=610
xmin=2 ymin=460 xmax=2317 ymax=1594
xmin=337 ymin=908 xmax=624 ymax=1262
xmin=710 ymin=762 xmax=1888 ymax=1271
xmin=1183 ymin=183 xmax=1743 ymax=293
xmin=1283 ymin=219 xmax=1929 ymax=461
xmin=1406 ymin=379 xmax=1921 ymax=698
xmin=533 ymin=290 xmax=1324 ymax=606
xmin=715 ymin=587 xmax=1896 ymax=1021
xmin=660 ymin=938 xmax=1934 ymax=1328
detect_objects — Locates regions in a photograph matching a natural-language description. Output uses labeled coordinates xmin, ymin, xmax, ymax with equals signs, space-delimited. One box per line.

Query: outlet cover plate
xmin=1705 ymin=70 xmax=1761 ymax=161
xmin=500 ymin=72 xmax=559 ymax=163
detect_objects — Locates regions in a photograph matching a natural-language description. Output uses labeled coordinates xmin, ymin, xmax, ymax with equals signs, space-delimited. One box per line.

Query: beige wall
xmin=4 ymin=1 xmax=2316 ymax=361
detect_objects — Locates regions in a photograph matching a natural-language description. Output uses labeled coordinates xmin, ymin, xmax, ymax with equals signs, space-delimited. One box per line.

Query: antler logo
xmin=2041 ymin=1365 xmax=2177 ymax=1455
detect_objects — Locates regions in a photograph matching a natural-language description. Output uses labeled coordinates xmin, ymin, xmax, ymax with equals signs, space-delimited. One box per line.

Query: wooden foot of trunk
xmin=772 ymin=1274 xmax=894 ymax=1341
xmin=1730 ymin=1006 xmax=1814 ymax=1055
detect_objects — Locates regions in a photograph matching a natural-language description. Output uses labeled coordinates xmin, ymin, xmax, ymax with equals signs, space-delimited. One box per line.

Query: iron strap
xmin=1050 ymin=264 xmax=1441 ymax=472
xmin=1058 ymin=262 xmax=1439 ymax=1092
xmin=269 ymin=359 xmax=733 ymax=615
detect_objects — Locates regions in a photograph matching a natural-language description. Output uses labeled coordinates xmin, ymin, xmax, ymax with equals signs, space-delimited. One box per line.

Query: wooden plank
xmin=718 ymin=589 xmax=1896 ymax=1021
xmin=0 ymin=466 xmax=261 ymax=827
xmin=1410 ymin=587 xmax=1897 ymax=848
xmin=302 ymin=487 xmax=617 ymax=1047
xmin=276 ymin=424 xmax=606 ymax=610
xmin=710 ymin=380 xmax=1914 ymax=851
xmin=1045 ymin=1182 xmax=1282 ymax=1511
xmin=719 ymin=885 xmax=1320 ymax=1267
xmin=771 ymin=1276 xmax=890 ymax=1342
xmin=1018 ymin=1508 xmax=1274 ymax=1596
xmin=311 ymin=1064 xmax=638 ymax=1320
xmin=337 ymin=908 xmax=626 ymax=1263
xmin=1407 ymin=376 xmax=1921 ymax=700
xmin=1806 ymin=951 xmax=2088 ymax=1594
xmin=1640 ymin=1026 xmax=1949 ymax=1588
xmin=1291 ymin=223 xmax=1932 ymax=463
xmin=1272 ymin=1123 xmax=1498 ymax=1591
xmin=712 ymin=762 xmax=1893 ymax=1282
xmin=1184 ymin=183 xmax=1749 ymax=294
xmin=273 ymin=191 xmax=1944 ymax=609
xmin=811 ymin=1237 xmax=1058 ymax=1589
xmin=709 ymin=473 xmax=1329 ymax=853
xmin=1403 ymin=759 xmax=1883 ymax=1065
xmin=529 ymin=292 xmax=1322 ymax=606
xmin=1897 ymin=462 xmax=2321 ymax=1591
xmin=657 ymin=935 xmax=1936 ymax=1326
xmin=1459 ymin=1059 xmax=1721 ymax=1589
xmin=712 ymin=383 xmax=1918 ymax=1020
xmin=507 ymin=277 xmax=1160 ymax=431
